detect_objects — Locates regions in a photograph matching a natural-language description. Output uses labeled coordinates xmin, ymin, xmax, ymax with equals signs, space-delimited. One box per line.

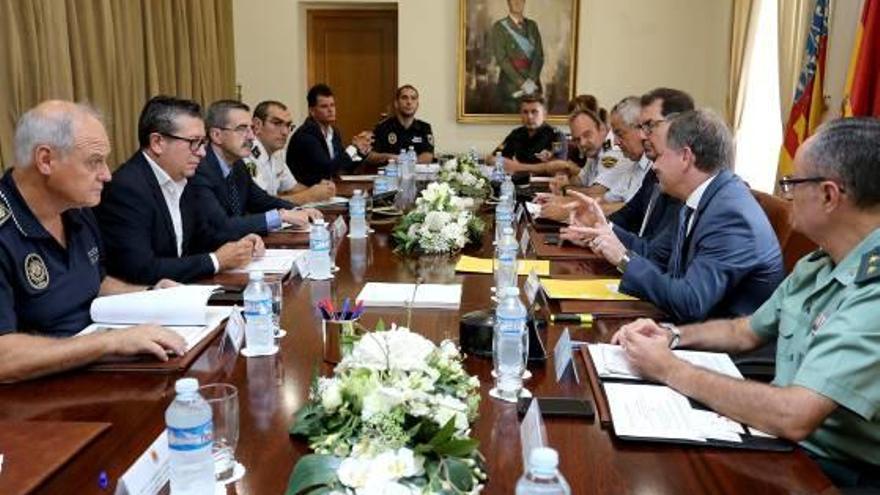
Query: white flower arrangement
xmin=392 ymin=182 xmax=485 ymax=255
xmin=289 ymin=326 xmax=486 ymax=494
xmin=438 ymin=155 xmax=491 ymax=200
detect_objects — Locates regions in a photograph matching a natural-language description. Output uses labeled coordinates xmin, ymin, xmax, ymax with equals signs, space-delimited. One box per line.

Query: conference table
xmin=0 ymin=181 xmax=836 ymax=494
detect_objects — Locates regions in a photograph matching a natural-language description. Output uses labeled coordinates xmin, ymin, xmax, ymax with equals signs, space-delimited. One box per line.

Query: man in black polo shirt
xmin=0 ymin=101 xmax=186 ymax=383
xmin=368 ymin=85 xmax=434 ymax=165
xmin=489 ymin=94 xmax=576 ymax=176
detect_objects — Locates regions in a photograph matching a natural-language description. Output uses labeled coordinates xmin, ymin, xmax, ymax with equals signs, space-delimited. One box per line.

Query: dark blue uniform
xmin=372 ymin=117 xmax=434 ymax=156
xmin=0 ymin=171 xmax=104 ymax=337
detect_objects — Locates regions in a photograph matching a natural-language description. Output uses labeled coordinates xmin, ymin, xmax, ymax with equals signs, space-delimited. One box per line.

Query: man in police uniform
xmin=367 ymin=85 xmax=434 ymax=165
xmin=490 ymin=0 xmax=543 ymax=114
xmin=0 ymin=101 xmax=186 ymax=383
xmin=489 ymin=94 xmax=575 ymax=177
xmin=612 ymin=117 xmax=880 ymax=489
xmin=248 ymin=99 xmax=336 ymax=203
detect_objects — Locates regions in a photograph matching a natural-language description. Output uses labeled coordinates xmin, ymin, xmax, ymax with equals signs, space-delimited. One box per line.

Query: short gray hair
xmin=205 ymin=99 xmax=250 ymax=130
xmin=802 ymin=117 xmax=880 ymax=208
xmin=665 ymin=108 xmax=733 ymax=173
xmin=13 ymin=101 xmax=103 ymax=168
xmin=611 ymin=96 xmax=641 ymax=127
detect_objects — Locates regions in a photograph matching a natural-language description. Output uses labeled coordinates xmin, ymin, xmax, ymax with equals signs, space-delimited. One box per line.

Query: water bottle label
xmin=310 ymin=238 xmax=331 ymax=251
xmin=168 ymin=420 xmax=213 ymax=451
xmin=497 ymin=315 xmax=526 ymax=335
xmin=350 ymin=204 xmax=366 ymax=216
xmin=244 ymin=298 xmax=272 ymax=316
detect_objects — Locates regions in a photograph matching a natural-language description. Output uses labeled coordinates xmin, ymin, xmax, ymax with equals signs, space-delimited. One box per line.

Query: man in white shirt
xmin=247 ymin=100 xmax=335 ymax=204
xmin=96 ymin=96 xmax=264 ymax=285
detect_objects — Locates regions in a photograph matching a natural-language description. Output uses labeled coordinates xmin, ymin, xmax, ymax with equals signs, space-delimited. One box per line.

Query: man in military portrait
xmin=490 ymin=0 xmax=544 ymax=114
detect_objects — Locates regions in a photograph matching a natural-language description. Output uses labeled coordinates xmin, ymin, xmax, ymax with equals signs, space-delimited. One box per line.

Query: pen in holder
xmin=317 ymin=297 xmax=364 ymax=363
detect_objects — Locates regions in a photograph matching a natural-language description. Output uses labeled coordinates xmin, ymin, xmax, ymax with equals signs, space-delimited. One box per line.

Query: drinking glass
xmin=266 ymin=277 xmax=285 ymax=338
xmin=199 ymin=383 xmax=239 ymax=483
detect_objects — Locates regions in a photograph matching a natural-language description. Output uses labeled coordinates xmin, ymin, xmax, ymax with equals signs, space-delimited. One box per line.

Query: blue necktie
xmin=670 ymin=206 xmax=694 ymax=277
xmin=227 ymin=173 xmax=242 ymax=216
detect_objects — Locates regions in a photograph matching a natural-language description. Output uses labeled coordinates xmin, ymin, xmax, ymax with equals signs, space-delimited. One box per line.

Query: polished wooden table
xmin=0 ymin=204 xmax=835 ymax=494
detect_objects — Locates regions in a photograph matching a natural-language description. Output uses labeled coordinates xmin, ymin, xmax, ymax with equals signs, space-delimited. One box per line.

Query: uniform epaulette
xmin=0 ymin=199 xmax=10 ymax=227
xmin=854 ymin=247 xmax=880 ymax=284
xmin=807 ymin=249 xmax=828 ymax=262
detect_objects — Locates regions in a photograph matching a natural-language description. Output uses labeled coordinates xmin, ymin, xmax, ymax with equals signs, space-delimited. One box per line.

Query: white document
xmin=588 ymin=344 xmax=744 ymax=381
xmin=88 ymin=285 xmax=219 ymax=326
xmin=356 ymin=282 xmax=462 ymax=309
xmin=340 ymin=174 xmax=380 ymax=181
xmin=414 ymin=163 xmax=440 ymax=174
xmin=115 ymin=431 xmax=169 ymax=495
xmin=78 ymin=306 xmax=229 ymax=353
xmin=230 ymin=249 xmax=307 ymax=275
xmin=604 ymin=383 xmax=707 ymax=442
xmin=301 ymin=196 xmax=348 ymax=208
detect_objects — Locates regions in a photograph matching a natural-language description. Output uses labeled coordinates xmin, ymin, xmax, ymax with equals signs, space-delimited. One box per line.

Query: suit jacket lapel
xmin=684 ymin=169 xmax=735 ymax=265
xmin=205 ymin=145 xmax=234 ymax=212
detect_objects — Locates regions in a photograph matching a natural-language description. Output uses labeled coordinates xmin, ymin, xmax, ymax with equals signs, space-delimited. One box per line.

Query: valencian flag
xmin=778 ymin=0 xmax=829 ymax=179
xmin=843 ymin=0 xmax=880 ymax=117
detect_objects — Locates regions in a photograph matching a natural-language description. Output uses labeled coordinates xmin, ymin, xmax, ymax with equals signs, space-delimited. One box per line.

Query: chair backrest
xmin=751 ymin=189 xmax=817 ymax=273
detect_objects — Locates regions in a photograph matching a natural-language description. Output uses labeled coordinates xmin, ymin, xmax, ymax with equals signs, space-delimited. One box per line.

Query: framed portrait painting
xmin=458 ymin=0 xmax=579 ymax=123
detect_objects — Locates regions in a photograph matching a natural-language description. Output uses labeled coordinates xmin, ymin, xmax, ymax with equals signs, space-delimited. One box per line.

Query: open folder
xmin=540 ymin=278 xmax=637 ymax=301
xmin=356 ymin=282 xmax=462 ymax=309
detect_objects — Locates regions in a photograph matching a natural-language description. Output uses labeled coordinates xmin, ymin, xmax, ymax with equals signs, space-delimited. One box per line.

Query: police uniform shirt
xmin=576 ymin=130 xmax=639 ymax=198
xmin=245 ymin=138 xmax=297 ymax=196
xmin=750 ymin=228 xmax=880 ymax=466
xmin=496 ymin=124 xmax=560 ymax=165
xmin=372 ymin=117 xmax=435 ymax=157
xmin=0 ymin=171 xmax=104 ymax=337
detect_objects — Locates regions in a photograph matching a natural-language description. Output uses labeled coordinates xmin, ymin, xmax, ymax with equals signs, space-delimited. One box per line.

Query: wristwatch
xmin=660 ymin=323 xmax=681 ymax=349
xmin=616 ymin=250 xmax=632 ymax=274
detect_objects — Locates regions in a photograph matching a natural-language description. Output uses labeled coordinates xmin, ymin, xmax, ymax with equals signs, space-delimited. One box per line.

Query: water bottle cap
xmin=175 ymin=377 xmax=199 ymax=394
xmin=314 ymin=218 xmax=326 ymax=225
xmin=249 ymin=270 xmax=264 ymax=281
xmin=528 ymin=447 xmax=559 ymax=474
xmin=504 ymin=286 xmax=520 ymax=297
xmin=378 ymin=170 xmax=385 ymax=175
xmin=353 ymin=189 xmax=362 ymax=196
xmin=503 ymin=227 xmax=514 ymax=235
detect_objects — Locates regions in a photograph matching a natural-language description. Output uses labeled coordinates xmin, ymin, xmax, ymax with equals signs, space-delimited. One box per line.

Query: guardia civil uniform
xmin=0 ymin=171 xmax=103 ymax=337
xmin=750 ymin=228 xmax=880 ymax=484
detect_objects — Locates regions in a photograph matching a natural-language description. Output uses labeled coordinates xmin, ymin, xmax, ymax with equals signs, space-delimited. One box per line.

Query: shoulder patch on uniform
xmin=601 ymin=156 xmax=618 ymax=168
xmin=855 ymin=247 xmax=880 ymax=284
xmin=427 ymin=134 xmax=434 ymax=145
xmin=387 ymin=132 xmax=397 ymax=145
xmin=0 ymin=201 xmax=9 ymax=226
xmin=24 ymin=253 xmax=49 ymax=290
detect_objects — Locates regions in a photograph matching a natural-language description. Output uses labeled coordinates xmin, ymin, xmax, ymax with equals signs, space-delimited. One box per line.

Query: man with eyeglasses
xmin=192 ymin=100 xmax=320 ymax=242
xmin=610 ymin=118 xmax=880 ymax=490
xmin=0 ymin=100 xmax=187 ymax=383
xmin=561 ymin=109 xmax=784 ymax=323
xmin=248 ymin=100 xmax=336 ymax=204
xmin=97 ymin=96 xmax=267 ymax=285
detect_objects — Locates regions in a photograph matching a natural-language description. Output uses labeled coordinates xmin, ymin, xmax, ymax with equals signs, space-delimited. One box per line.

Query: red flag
xmin=843 ymin=0 xmax=880 ymax=117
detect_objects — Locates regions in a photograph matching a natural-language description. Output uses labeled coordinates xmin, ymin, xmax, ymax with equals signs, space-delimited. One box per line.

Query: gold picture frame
xmin=457 ymin=0 xmax=579 ymax=124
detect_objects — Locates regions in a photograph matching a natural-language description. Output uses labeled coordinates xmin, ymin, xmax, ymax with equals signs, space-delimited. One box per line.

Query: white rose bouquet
xmin=288 ymin=325 xmax=486 ymax=494
xmin=438 ymin=155 xmax=491 ymax=200
xmin=391 ymin=182 xmax=485 ymax=255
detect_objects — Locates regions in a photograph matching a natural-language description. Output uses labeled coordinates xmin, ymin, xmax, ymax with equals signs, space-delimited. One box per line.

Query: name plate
xmin=225 ymin=307 xmax=245 ymax=353
xmin=115 ymin=431 xmax=169 ymax=495
xmin=519 ymin=228 xmax=531 ymax=257
xmin=553 ymin=328 xmax=578 ymax=383
xmin=524 ymin=269 xmax=541 ymax=308
xmin=519 ymin=398 xmax=548 ymax=467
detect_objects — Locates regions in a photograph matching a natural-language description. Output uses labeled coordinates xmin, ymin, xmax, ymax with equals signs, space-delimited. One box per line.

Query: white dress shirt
xmin=684 ymin=173 xmax=718 ymax=236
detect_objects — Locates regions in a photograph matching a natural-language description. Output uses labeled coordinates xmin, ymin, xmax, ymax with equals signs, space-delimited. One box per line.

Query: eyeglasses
xmin=218 ymin=124 xmax=254 ymax=135
xmin=638 ymin=119 xmax=666 ymax=135
xmin=778 ymin=175 xmax=844 ymax=194
xmin=159 ymin=132 xmax=208 ymax=152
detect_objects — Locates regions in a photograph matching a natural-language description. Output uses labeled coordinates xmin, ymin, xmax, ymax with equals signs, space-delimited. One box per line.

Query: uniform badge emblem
xmin=88 ymin=246 xmax=100 ymax=265
xmin=0 ymin=202 xmax=9 ymax=226
xmin=810 ymin=312 xmax=827 ymax=336
xmin=428 ymin=134 xmax=434 ymax=145
xmin=24 ymin=253 xmax=49 ymax=290
xmin=855 ymin=247 xmax=880 ymax=284
xmin=601 ymin=156 xmax=618 ymax=168
xmin=388 ymin=132 xmax=397 ymax=145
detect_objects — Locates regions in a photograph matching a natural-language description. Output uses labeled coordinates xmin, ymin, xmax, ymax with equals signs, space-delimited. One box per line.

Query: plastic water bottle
xmin=373 ymin=170 xmax=389 ymax=195
xmin=243 ymin=271 xmax=274 ymax=353
xmin=491 ymin=152 xmax=506 ymax=183
xmin=385 ymin=160 xmax=399 ymax=189
xmin=407 ymin=145 xmax=417 ymax=169
xmin=516 ymin=448 xmax=571 ymax=495
xmin=501 ymin=173 xmax=516 ymax=206
xmin=495 ymin=227 xmax=518 ymax=294
xmin=495 ymin=196 xmax=514 ymax=243
xmin=492 ymin=286 xmax=528 ymax=402
xmin=166 ymin=378 xmax=214 ymax=495
xmin=308 ymin=219 xmax=332 ymax=280
xmin=349 ymin=189 xmax=367 ymax=238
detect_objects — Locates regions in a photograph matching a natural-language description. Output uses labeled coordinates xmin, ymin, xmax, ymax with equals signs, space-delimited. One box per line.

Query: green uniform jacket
xmin=490 ymin=16 xmax=544 ymax=112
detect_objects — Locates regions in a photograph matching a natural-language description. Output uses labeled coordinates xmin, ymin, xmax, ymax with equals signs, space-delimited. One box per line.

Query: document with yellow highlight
xmin=455 ymin=255 xmax=550 ymax=276
xmin=540 ymin=278 xmax=637 ymax=301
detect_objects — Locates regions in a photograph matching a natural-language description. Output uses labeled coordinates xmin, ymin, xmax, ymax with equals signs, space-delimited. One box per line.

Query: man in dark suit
xmin=191 ymin=100 xmax=320 ymax=241
xmin=607 ymin=87 xmax=693 ymax=240
xmin=96 ymin=96 xmax=264 ymax=285
xmin=562 ymin=109 xmax=785 ymax=322
xmin=286 ymin=84 xmax=373 ymax=186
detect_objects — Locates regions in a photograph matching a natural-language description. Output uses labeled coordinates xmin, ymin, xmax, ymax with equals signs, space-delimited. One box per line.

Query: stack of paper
xmin=230 ymin=249 xmax=307 ymax=275
xmin=455 ymin=255 xmax=550 ymax=276
xmin=356 ymin=282 xmax=462 ymax=309
xmin=540 ymin=278 xmax=637 ymax=301
xmin=588 ymin=343 xmax=744 ymax=381
xmin=301 ymin=196 xmax=348 ymax=208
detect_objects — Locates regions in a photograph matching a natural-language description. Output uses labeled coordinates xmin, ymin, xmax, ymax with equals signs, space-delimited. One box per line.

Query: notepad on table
xmin=301 ymin=196 xmax=349 ymax=208
xmin=588 ymin=343 xmax=744 ymax=381
xmin=340 ymin=174 xmax=379 ymax=181
xmin=356 ymin=282 xmax=462 ymax=309
xmin=540 ymin=278 xmax=637 ymax=301
xmin=230 ymin=248 xmax=307 ymax=275
xmin=455 ymin=255 xmax=550 ymax=276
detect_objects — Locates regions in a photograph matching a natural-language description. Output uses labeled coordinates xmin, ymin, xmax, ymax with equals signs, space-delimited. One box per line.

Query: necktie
xmin=670 ymin=206 xmax=694 ymax=277
xmin=227 ymin=173 xmax=242 ymax=216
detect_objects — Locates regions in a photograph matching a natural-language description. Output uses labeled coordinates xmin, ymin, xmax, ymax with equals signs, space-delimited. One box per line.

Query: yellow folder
xmin=539 ymin=278 xmax=637 ymax=301
xmin=455 ymin=255 xmax=550 ymax=276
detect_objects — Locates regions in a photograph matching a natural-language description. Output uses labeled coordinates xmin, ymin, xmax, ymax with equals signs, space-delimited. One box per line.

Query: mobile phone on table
xmin=516 ymin=397 xmax=594 ymax=419
xmin=543 ymin=233 xmax=561 ymax=245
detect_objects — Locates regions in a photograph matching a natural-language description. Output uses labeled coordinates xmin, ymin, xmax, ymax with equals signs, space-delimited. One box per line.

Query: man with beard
xmin=368 ymin=85 xmax=434 ymax=165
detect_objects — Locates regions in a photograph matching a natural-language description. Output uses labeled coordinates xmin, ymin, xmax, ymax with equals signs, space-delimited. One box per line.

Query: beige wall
xmin=825 ymin=0 xmax=863 ymax=119
xmin=233 ymin=0 xmax=733 ymax=154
